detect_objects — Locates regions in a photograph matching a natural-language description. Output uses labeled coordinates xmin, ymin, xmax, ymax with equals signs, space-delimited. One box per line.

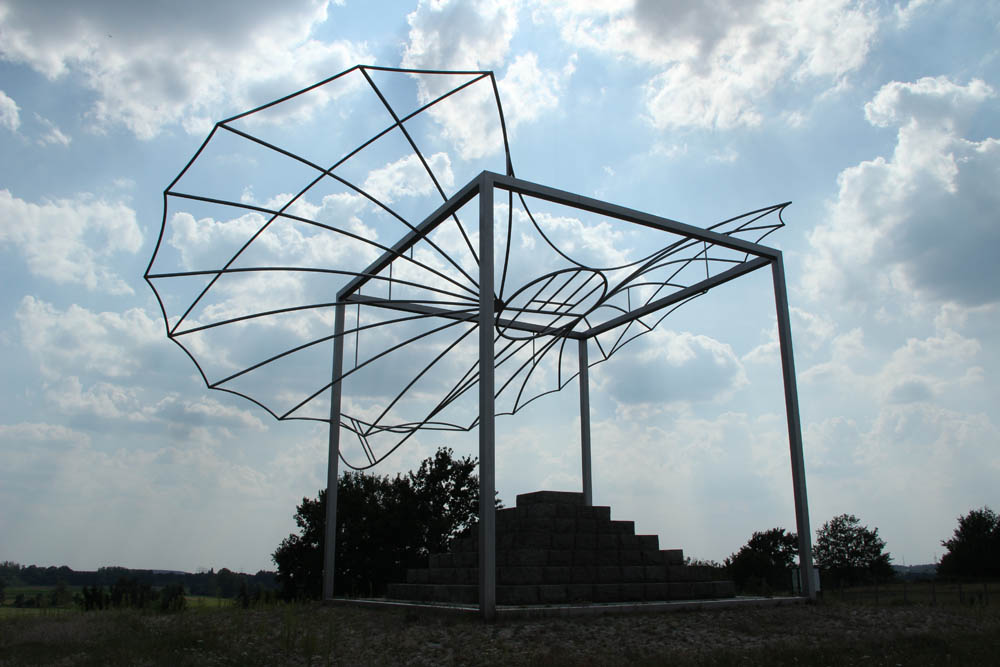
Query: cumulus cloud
xmin=804 ymin=77 xmax=1000 ymax=308
xmin=34 ymin=113 xmax=70 ymax=146
xmin=540 ymin=0 xmax=878 ymax=130
xmin=0 ymin=0 xmax=371 ymax=139
xmin=0 ymin=189 xmax=141 ymax=294
xmin=15 ymin=297 xmax=161 ymax=379
xmin=402 ymin=0 xmax=565 ymax=159
xmin=600 ymin=329 xmax=748 ymax=407
xmin=362 ymin=152 xmax=455 ymax=203
xmin=0 ymin=89 xmax=19 ymax=131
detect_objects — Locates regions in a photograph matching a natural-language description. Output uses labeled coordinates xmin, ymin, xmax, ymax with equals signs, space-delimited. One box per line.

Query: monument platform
xmin=386 ymin=490 xmax=734 ymax=606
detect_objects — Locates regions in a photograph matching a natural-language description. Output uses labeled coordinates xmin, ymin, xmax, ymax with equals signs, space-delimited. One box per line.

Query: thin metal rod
xmin=771 ymin=255 xmax=817 ymax=599
xmin=322 ymin=303 xmax=346 ymax=601
xmin=477 ymin=172 xmax=497 ymax=621
xmin=578 ymin=338 xmax=592 ymax=507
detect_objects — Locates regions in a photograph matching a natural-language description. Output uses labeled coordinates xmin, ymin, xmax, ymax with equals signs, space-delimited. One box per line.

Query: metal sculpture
xmin=145 ymin=65 xmax=816 ymax=620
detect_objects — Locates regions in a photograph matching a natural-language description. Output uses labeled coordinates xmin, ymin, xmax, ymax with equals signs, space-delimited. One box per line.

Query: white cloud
xmin=16 ymin=297 xmax=161 ymax=380
xmin=47 ymin=376 xmax=149 ymax=421
xmin=402 ymin=0 xmax=564 ymax=159
xmin=0 ymin=189 xmax=141 ymax=294
xmin=0 ymin=422 xmax=91 ymax=446
xmin=34 ymin=113 xmax=70 ymax=146
xmin=497 ymin=52 xmax=561 ymax=131
xmin=804 ymin=77 xmax=1000 ymax=308
xmin=0 ymin=0 xmax=371 ymax=139
xmin=362 ymin=152 xmax=455 ymax=204
xmin=540 ymin=0 xmax=878 ymax=130
xmin=0 ymin=88 xmax=19 ymax=131
xmin=403 ymin=0 xmax=518 ymax=72
xmin=599 ymin=329 xmax=748 ymax=408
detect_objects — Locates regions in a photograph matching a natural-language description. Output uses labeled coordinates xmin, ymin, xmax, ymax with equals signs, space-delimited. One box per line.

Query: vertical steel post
xmin=578 ymin=338 xmax=593 ymax=506
xmin=477 ymin=173 xmax=497 ymax=621
xmin=771 ymin=254 xmax=817 ymax=599
xmin=322 ymin=303 xmax=346 ymax=601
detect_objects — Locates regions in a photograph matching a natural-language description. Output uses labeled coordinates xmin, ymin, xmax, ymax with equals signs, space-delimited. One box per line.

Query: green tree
xmin=273 ymin=447 xmax=494 ymax=599
xmin=726 ymin=527 xmax=798 ymax=592
xmin=813 ymin=513 xmax=892 ymax=586
xmin=937 ymin=506 xmax=1000 ymax=578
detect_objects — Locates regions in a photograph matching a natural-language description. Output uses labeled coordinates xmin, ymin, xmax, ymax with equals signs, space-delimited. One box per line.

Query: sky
xmin=1 ymin=0 xmax=998 ymax=575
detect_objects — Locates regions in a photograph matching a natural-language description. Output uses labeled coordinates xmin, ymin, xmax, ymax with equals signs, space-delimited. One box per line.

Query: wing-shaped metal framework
xmin=145 ymin=65 xmax=817 ymax=619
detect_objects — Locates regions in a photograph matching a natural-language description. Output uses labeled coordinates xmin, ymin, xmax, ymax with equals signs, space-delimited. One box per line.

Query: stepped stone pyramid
xmin=387 ymin=490 xmax=735 ymax=605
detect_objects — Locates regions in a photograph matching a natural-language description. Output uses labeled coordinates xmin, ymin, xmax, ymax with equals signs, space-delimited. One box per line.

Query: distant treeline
xmin=0 ymin=561 xmax=277 ymax=598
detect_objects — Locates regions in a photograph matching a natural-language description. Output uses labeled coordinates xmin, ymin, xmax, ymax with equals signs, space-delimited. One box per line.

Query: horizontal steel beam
xmin=486 ymin=171 xmax=781 ymax=260
xmin=345 ymin=294 xmax=586 ymax=338
xmin=584 ymin=256 xmax=772 ymax=337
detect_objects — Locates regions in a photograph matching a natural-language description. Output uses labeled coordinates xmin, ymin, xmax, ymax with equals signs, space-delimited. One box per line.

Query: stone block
xmin=578 ymin=506 xmax=611 ymax=521
xmin=550 ymin=532 xmax=575 ymax=550
xmin=610 ymin=520 xmax=635 ymax=535
xmin=570 ymin=565 xmax=596 ymax=584
xmin=521 ymin=502 xmax=556 ymax=518
xmin=498 ymin=533 xmax=515 ymax=549
xmin=509 ymin=548 xmax=548 ymax=566
xmin=597 ymin=550 xmax=620 ymax=566
xmin=499 ymin=566 xmax=542 ymax=585
xmin=619 ymin=550 xmax=642 ymax=565
xmin=644 ymin=582 xmax=670 ymax=601
xmin=516 ymin=490 xmax=584 ymax=506
xmin=538 ymin=584 xmax=568 ymax=604
xmin=668 ymin=582 xmax=693 ymax=600
xmin=554 ymin=502 xmax=579 ymax=518
xmin=713 ymin=580 xmax=736 ymax=597
xmin=668 ymin=565 xmax=692 ymax=581
xmin=692 ymin=581 xmax=713 ymax=598
xmin=573 ymin=550 xmax=596 ymax=566
xmin=597 ymin=533 xmax=618 ymax=550
xmin=636 ymin=535 xmax=659 ymax=550
xmin=592 ymin=584 xmax=621 ymax=603
xmin=407 ymin=569 xmax=429 ymax=584
xmin=598 ymin=566 xmax=621 ymax=583
xmin=437 ymin=585 xmax=476 ymax=605
xmin=643 ymin=565 xmax=667 ymax=583
xmin=548 ymin=549 xmax=573 ymax=566
xmin=516 ymin=531 xmax=552 ymax=549
xmin=641 ymin=550 xmax=664 ymax=565
xmin=662 ymin=549 xmax=684 ymax=565
xmin=574 ymin=533 xmax=597 ymax=549
xmin=620 ymin=583 xmax=644 ymax=600
xmin=619 ymin=535 xmax=640 ymax=549
xmin=576 ymin=518 xmax=597 ymax=533
xmin=566 ymin=584 xmax=593 ymax=602
xmin=499 ymin=585 xmax=538 ymax=606
xmin=620 ymin=566 xmax=644 ymax=582
xmin=518 ymin=517 xmax=555 ymax=533
xmin=543 ymin=566 xmax=571 ymax=584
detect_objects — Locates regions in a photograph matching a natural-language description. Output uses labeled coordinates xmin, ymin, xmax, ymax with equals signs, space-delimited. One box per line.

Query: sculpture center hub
xmin=496 ymin=267 xmax=607 ymax=340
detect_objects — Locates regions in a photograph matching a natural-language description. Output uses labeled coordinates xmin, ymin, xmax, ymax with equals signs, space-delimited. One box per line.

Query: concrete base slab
xmin=325 ymin=595 xmax=808 ymax=620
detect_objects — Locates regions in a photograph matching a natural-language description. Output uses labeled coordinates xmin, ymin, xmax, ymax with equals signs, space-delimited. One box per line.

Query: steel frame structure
xmin=145 ymin=64 xmax=817 ymax=622
xmin=322 ymin=170 xmax=818 ymax=619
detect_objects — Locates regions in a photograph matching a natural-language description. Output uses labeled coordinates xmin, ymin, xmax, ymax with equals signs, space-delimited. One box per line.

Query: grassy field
xmin=1 ymin=593 xmax=999 ymax=666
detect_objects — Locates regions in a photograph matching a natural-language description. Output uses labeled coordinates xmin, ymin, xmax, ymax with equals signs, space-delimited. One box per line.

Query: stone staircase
xmin=386 ymin=490 xmax=734 ymax=605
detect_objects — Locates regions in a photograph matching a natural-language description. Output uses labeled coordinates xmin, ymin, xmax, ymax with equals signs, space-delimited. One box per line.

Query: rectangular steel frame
xmin=323 ymin=171 xmax=818 ymax=620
